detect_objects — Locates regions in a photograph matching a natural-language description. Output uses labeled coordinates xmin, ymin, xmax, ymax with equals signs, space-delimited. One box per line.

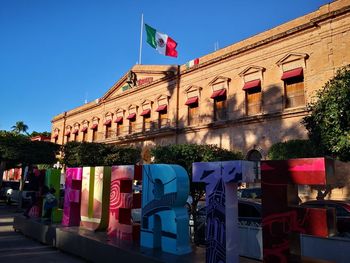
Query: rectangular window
xmin=214 ymin=97 xmax=227 ymax=121
xmin=284 ymin=76 xmax=305 ymax=108
xmin=92 ymin=130 xmax=97 ymax=141
xmin=105 ymin=124 xmax=111 ymax=138
xmin=82 ymin=132 xmax=86 ymax=142
xmin=188 ymin=104 xmax=199 ymax=125
xmin=143 ymin=115 xmax=151 ymax=132
xmin=246 ymin=87 xmax=262 ymax=115
xmin=116 ymin=123 xmax=123 ymax=136
xmin=129 ymin=120 xmax=136 ymax=134
xmin=159 ymin=111 xmax=168 ymax=128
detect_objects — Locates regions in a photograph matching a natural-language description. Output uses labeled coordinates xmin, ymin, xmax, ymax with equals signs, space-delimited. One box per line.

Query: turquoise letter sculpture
xmin=140 ymin=164 xmax=191 ymax=255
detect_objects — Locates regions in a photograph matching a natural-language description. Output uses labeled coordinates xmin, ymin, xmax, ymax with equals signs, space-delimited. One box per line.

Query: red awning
xmin=64 ymin=131 xmax=71 ymax=136
xmin=243 ymin=79 xmax=261 ymax=90
xmin=53 ymin=133 xmax=59 ymax=139
xmin=281 ymin=67 xmax=303 ymax=80
xmin=114 ymin=116 xmax=123 ymax=123
xmin=140 ymin=109 xmax=151 ymax=116
xmin=185 ymin=96 xmax=198 ymax=105
xmin=80 ymin=126 xmax=88 ymax=133
xmin=210 ymin=89 xmax=226 ymax=99
xmin=104 ymin=119 xmax=112 ymax=126
xmin=90 ymin=123 xmax=98 ymax=130
xmin=127 ymin=113 xmax=136 ymax=120
xmin=156 ymin=104 xmax=167 ymax=112
xmin=72 ymin=129 xmax=79 ymax=134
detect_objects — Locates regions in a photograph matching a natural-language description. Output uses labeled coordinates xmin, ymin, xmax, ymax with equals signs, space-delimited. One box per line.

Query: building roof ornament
xmin=239 ymin=66 xmax=265 ymax=77
xmin=276 ymin=52 xmax=309 ymax=66
xmin=208 ymin=76 xmax=230 ymax=86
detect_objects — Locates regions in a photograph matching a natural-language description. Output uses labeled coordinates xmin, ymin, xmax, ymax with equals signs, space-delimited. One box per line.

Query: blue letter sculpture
xmin=193 ymin=161 xmax=255 ymax=263
xmin=141 ymin=164 xmax=191 ymax=255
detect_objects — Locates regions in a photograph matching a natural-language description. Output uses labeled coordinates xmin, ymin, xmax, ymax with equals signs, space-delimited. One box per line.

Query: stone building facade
xmin=51 ymin=0 xmax=350 ymax=161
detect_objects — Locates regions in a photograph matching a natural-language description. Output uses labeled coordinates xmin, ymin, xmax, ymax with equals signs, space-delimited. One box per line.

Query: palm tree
xmin=11 ymin=121 xmax=29 ymax=135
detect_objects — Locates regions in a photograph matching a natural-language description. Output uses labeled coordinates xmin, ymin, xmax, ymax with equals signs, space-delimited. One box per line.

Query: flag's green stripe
xmin=145 ymin=24 xmax=157 ymax=49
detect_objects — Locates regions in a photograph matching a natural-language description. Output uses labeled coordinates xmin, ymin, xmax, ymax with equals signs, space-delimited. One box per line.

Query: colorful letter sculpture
xmin=80 ymin=166 xmax=111 ymax=230
xmin=28 ymin=169 xmax=46 ymax=218
xmin=62 ymin=168 xmax=82 ymax=226
xmin=141 ymin=164 xmax=191 ymax=255
xmin=107 ymin=165 xmax=142 ymax=241
xmin=44 ymin=169 xmax=62 ymax=223
xmin=261 ymin=158 xmax=338 ymax=263
xmin=193 ymin=161 xmax=255 ymax=263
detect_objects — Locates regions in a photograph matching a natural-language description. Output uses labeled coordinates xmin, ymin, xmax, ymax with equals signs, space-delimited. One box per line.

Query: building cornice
xmin=180 ymin=5 xmax=350 ymax=76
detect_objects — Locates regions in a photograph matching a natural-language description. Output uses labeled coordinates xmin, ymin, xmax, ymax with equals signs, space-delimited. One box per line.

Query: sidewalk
xmin=5 ymin=199 xmax=261 ymax=263
xmin=0 ymin=200 xmax=83 ymax=263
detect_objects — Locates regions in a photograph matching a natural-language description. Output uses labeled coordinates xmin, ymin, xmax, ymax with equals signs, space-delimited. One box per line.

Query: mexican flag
xmin=145 ymin=24 xmax=178 ymax=58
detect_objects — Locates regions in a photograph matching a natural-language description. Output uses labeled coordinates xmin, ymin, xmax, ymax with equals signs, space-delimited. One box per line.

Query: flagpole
xmin=139 ymin=13 xmax=144 ymax=64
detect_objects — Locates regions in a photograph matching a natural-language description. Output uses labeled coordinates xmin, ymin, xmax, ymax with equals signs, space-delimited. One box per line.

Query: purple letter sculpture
xmin=193 ymin=161 xmax=255 ymax=263
xmin=62 ymin=168 xmax=82 ymax=226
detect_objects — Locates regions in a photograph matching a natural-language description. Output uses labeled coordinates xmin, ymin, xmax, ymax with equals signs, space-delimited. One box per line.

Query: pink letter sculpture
xmin=62 ymin=167 xmax=82 ymax=226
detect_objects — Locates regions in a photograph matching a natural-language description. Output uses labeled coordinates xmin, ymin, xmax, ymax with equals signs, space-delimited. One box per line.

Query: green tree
xmin=267 ymin=139 xmax=322 ymax=160
xmin=303 ymin=65 xmax=350 ymax=161
xmin=11 ymin=121 xmax=29 ymax=135
xmin=0 ymin=131 xmax=29 ymax=186
xmin=30 ymin=131 xmax=51 ymax=138
xmin=104 ymin=145 xmax=141 ymax=166
xmin=62 ymin=141 xmax=141 ymax=167
xmin=0 ymin=131 xmax=59 ymax=207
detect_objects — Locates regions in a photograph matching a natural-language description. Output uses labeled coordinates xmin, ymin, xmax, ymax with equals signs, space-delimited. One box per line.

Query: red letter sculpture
xmin=261 ymin=158 xmax=338 ymax=262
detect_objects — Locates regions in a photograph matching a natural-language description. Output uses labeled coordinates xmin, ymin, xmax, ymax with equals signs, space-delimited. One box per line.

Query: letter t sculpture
xmin=193 ymin=161 xmax=255 ymax=263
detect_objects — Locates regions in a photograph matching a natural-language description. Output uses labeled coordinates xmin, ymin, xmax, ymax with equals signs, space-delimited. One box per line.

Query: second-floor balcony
xmin=96 ymin=118 xmax=176 ymax=142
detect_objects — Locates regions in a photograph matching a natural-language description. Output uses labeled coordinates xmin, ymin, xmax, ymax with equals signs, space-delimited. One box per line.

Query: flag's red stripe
xmin=165 ymin=36 xmax=178 ymax=58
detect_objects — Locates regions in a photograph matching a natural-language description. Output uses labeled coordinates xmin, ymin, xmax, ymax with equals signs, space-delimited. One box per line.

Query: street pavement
xmin=0 ymin=200 xmax=84 ymax=263
xmin=0 ymin=200 xmax=260 ymax=263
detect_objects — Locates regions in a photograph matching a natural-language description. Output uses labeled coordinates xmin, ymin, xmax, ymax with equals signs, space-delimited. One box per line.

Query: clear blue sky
xmin=0 ymin=0 xmax=331 ymax=133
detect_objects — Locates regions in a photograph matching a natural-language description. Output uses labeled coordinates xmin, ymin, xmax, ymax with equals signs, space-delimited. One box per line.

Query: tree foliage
xmin=0 ymin=131 xmax=59 ymax=168
xmin=0 ymin=130 xmax=59 ymax=187
xmin=11 ymin=121 xmax=29 ymax=135
xmin=62 ymin=141 xmax=141 ymax=167
xmin=303 ymin=65 xmax=350 ymax=161
xmin=0 ymin=131 xmax=29 ymax=169
xmin=30 ymin=131 xmax=51 ymax=138
xmin=267 ymin=139 xmax=322 ymax=160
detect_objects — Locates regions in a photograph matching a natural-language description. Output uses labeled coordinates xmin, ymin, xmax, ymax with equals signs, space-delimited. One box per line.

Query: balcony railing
xmin=97 ymin=118 xmax=176 ymax=141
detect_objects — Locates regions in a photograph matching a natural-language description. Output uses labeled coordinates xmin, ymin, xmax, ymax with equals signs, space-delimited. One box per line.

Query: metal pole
xmin=139 ymin=13 xmax=144 ymax=64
